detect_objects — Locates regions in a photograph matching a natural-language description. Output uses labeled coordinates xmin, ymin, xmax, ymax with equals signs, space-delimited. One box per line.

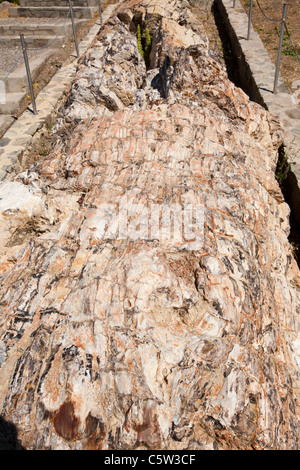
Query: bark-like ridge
xmin=0 ymin=0 xmax=299 ymax=450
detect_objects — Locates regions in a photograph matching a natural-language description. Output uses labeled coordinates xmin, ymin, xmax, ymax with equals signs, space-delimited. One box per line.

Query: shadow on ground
xmin=0 ymin=416 xmax=25 ymax=450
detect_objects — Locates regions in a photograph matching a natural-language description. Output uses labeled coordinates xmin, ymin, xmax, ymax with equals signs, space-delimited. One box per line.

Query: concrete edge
xmin=0 ymin=3 xmax=117 ymax=181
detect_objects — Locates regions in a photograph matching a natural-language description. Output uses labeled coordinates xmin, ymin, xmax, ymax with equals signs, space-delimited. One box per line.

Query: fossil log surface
xmin=0 ymin=0 xmax=299 ymax=450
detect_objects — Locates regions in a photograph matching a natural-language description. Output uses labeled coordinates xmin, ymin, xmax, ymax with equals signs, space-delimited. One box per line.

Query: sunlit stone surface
xmin=0 ymin=0 xmax=299 ymax=450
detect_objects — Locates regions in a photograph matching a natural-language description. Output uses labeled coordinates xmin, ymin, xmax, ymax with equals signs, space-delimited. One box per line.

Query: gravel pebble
xmin=0 ymin=45 xmax=40 ymax=76
xmin=0 ymin=17 xmax=72 ymax=25
xmin=0 ymin=17 xmax=78 ymax=75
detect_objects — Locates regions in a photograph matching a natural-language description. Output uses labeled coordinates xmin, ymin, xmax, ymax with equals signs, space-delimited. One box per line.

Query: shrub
xmin=144 ymin=28 xmax=152 ymax=68
xmin=137 ymin=24 xmax=144 ymax=59
xmin=136 ymin=25 xmax=152 ymax=68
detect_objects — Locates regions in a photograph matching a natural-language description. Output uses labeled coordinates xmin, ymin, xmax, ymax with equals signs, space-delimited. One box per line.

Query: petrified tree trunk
xmin=0 ymin=0 xmax=299 ymax=450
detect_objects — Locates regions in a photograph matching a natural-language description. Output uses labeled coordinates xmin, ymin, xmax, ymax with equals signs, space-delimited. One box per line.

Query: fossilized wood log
xmin=0 ymin=0 xmax=299 ymax=450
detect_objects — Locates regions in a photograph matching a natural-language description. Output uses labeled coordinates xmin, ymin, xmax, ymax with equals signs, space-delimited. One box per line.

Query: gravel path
xmin=0 ymin=17 xmax=73 ymax=76
xmin=0 ymin=45 xmax=41 ymax=76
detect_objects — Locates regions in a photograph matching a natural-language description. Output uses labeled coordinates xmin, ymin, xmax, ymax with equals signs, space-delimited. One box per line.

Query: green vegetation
xmin=144 ymin=28 xmax=152 ymax=67
xmin=275 ymin=26 xmax=300 ymax=61
xmin=282 ymin=42 xmax=300 ymax=60
xmin=0 ymin=0 xmax=20 ymax=4
xmin=136 ymin=24 xmax=152 ymax=69
xmin=137 ymin=24 xmax=144 ymax=59
xmin=275 ymin=146 xmax=293 ymax=188
xmin=39 ymin=142 xmax=50 ymax=157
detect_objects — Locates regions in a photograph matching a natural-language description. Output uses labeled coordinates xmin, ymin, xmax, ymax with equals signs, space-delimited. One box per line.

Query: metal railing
xmin=0 ymin=0 xmax=104 ymax=114
xmin=232 ymin=0 xmax=300 ymax=93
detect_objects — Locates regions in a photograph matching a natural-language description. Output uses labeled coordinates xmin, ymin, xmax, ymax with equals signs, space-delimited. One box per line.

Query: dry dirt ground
xmin=239 ymin=0 xmax=300 ymax=90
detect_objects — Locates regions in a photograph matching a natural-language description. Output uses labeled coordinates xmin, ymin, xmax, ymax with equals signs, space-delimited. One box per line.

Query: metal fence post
xmin=247 ymin=0 xmax=253 ymax=40
xmin=98 ymin=0 xmax=103 ymax=25
xmin=20 ymin=34 xmax=37 ymax=115
xmin=273 ymin=3 xmax=288 ymax=94
xmin=68 ymin=0 xmax=80 ymax=58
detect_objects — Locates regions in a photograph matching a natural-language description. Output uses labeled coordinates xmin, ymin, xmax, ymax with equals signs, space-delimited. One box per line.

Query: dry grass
xmin=0 ymin=7 xmax=9 ymax=18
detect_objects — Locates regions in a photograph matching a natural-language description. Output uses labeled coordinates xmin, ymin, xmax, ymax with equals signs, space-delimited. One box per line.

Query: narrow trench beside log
xmin=212 ymin=0 xmax=300 ymax=269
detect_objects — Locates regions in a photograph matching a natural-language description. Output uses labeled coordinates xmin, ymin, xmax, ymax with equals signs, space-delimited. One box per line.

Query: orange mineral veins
xmin=0 ymin=0 xmax=299 ymax=450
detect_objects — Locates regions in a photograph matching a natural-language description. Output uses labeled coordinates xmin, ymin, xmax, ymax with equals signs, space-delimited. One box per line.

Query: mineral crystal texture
xmin=0 ymin=0 xmax=299 ymax=450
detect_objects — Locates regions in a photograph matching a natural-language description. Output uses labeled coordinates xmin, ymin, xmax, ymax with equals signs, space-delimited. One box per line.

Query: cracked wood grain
xmin=0 ymin=0 xmax=299 ymax=450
